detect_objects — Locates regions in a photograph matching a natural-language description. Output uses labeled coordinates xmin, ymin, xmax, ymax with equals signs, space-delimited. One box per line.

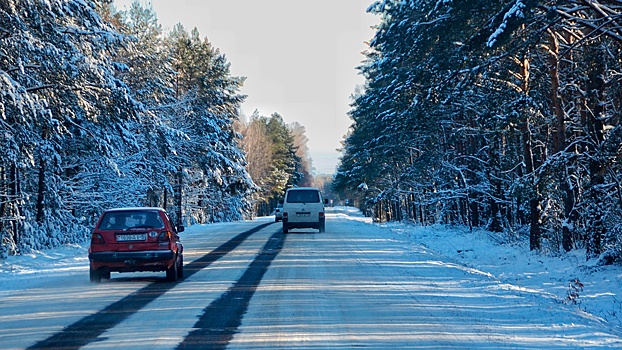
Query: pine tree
xmin=338 ymin=0 xmax=622 ymax=260
xmin=1 ymin=0 xmax=137 ymax=253
xmin=166 ymin=24 xmax=252 ymax=223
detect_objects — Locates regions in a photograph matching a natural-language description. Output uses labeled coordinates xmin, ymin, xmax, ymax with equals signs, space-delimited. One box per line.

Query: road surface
xmin=1 ymin=208 xmax=621 ymax=349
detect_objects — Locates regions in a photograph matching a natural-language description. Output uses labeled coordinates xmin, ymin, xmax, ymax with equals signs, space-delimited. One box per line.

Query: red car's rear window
xmin=97 ymin=211 xmax=164 ymax=230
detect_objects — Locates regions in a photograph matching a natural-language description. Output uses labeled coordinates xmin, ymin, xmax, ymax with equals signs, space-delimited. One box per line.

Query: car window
xmin=98 ymin=211 xmax=164 ymax=230
xmin=286 ymin=190 xmax=320 ymax=203
xmin=144 ymin=212 xmax=164 ymax=228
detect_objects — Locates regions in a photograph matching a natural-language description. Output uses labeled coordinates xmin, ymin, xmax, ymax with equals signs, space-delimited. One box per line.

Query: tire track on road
xmin=27 ymin=222 xmax=274 ymax=350
xmin=177 ymin=229 xmax=286 ymax=350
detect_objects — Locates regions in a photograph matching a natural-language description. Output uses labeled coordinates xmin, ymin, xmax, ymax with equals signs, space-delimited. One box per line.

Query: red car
xmin=88 ymin=207 xmax=184 ymax=283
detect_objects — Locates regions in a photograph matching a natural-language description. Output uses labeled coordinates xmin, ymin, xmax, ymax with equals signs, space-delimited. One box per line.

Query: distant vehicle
xmin=274 ymin=203 xmax=283 ymax=222
xmin=282 ymin=187 xmax=327 ymax=233
xmin=88 ymin=207 xmax=184 ymax=283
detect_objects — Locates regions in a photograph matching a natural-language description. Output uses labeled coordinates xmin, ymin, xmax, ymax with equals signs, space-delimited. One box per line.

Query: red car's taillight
xmin=91 ymin=233 xmax=105 ymax=244
xmin=158 ymin=231 xmax=172 ymax=242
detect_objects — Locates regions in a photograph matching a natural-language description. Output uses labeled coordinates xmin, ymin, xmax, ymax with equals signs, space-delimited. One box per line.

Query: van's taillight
xmin=319 ymin=212 xmax=325 ymax=219
xmin=91 ymin=233 xmax=105 ymax=244
xmin=158 ymin=231 xmax=172 ymax=242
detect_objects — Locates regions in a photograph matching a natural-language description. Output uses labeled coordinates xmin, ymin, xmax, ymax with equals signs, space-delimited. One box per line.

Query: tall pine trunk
xmin=1 ymin=165 xmax=22 ymax=252
xmin=36 ymin=157 xmax=45 ymax=223
xmin=584 ymin=47 xmax=607 ymax=259
xmin=175 ymin=167 xmax=183 ymax=226
xmin=547 ymin=29 xmax=575 ymax=252
xmin=518 ymin=54 xmax=542 ymax=251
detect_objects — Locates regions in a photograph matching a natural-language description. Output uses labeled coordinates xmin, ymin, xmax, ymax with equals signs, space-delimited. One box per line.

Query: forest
xmin=335 ymin=0 xmax=622 ymax=261
xmin=0 ymin=0 xmax=311 ymax=258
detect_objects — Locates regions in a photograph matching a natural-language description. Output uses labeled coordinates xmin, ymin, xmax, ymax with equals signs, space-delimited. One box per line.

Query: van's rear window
xmin=286 ymin=190 xmax=320 ymax=203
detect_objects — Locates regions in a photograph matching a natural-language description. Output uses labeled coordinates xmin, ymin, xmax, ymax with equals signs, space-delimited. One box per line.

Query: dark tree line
xmin=335 ymin=0 xmax=622 ymax=260
xmin=0 ymin=0 xmax=257 ymax=257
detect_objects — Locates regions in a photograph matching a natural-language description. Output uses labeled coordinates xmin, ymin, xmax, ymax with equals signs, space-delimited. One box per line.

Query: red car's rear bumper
xmin=89 ymin=250 xmax=176 ymax=272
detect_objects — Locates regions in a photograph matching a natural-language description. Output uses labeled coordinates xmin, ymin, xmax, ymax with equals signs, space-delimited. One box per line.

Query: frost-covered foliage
xmin=1 ymin=0 xmax=133 ymax=256
xmin=486 ymin=0 xmax=529 ymax=48
xmin=0 ymin=1 xmax=256 ymax=257
xmin=336 ymin=0 xmax=622 ymax=260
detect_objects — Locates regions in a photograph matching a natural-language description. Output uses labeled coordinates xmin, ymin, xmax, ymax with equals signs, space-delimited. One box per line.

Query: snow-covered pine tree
xmin=1 ymin=0 xmax=137 ymax=253
xmin=166 ymin=24 xmax=253 ymax=224
xmin=336 ymin=0 xmax=622 ymax=260
xmin=110 ymin=2 xmax=180 ymax=212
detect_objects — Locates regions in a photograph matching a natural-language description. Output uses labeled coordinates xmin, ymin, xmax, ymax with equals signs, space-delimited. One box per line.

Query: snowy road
xmin=1 ymin=208 xmax=622 ymax=349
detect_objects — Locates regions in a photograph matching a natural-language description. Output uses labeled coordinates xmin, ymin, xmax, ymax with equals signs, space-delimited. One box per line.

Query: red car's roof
xmin=103 ymin=207 xmax=166 ymax=212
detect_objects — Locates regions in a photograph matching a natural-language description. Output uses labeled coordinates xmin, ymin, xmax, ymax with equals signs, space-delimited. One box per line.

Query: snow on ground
xmin=1 ymin=206 xmax=621 ymax=334
xmin=375 ymin=218 xmax=622 ymax=331
xmin=317 ymin=206 xmax=622 ymax=332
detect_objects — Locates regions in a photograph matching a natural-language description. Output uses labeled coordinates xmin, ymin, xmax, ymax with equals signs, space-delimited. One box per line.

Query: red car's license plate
xmin=116 ymin=234 xmax=146 ymax=242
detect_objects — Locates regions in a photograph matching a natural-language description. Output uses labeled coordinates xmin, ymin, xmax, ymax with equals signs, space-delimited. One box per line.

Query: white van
xmin=282 ymin=187 xmax=327 ymax=233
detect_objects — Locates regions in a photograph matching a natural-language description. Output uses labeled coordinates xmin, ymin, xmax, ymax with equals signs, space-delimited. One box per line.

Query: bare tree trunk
xmin=163 ymin=187 xmax=168 ymax=211
xmin=422 ymin=204 xmax=427 ymax=225
xmin=36 ymin=157 xmax=45 ymax=223
xmin=175 ymin=168 xmax=183 ymax=226
xmin=516 ymin=53 xmax=542 ymax=251
xmin=547 ymin=29 xmax=576 ymax=252
xmin=0 ymin=166 xmax=5 ymax=234
xmin=584 ymin=48 xmax=606 ymax=259
xmin=1 ymin=164 xmax=21 ymax=250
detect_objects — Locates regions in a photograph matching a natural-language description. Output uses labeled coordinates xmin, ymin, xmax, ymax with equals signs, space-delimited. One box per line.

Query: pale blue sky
xmin=112 ymin=0 xmax=379 ymax=174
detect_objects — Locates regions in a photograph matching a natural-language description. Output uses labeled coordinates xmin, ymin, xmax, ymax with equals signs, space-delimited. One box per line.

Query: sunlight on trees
xmin=335 ymin=0 xmax=622 ymax=261
xmin=0 ymin=0 xmax=307 ymax=256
